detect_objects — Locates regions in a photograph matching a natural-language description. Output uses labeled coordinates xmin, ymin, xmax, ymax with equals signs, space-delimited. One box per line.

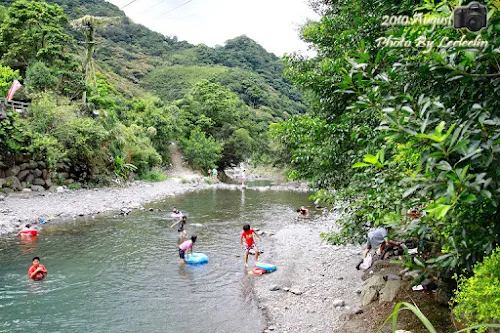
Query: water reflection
xmin=19 ymin=236 xmax=37 ymax=254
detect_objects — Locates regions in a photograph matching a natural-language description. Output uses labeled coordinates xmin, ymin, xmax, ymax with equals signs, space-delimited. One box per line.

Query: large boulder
xmin=19 ymin=163 xmax=29 ymax=171
xmin=361 ymin=274 xmax=387 ymax=306
xmin=32 ymin=178 xmax=46 ymax=186
xmin=27 ymin=161 xmax=38 ymax=169
xmin=45 ymin=179 xmax=52 ymax=187
xmin=25 ymin=174 xmax=34 ymax=184
xmin=362 ymin=275 xmax=386 ymax=290
xmin=5 ymin=176 xmax=22 ymax=191
xmin=379 ymin=280 xmax=403 ymax=303
xmin=362 ymin=288 xmax=378 ymax=306
xmin=30 ymin=185 xmax=45 ymax=192
xmin=33 ymin=169 xmax=42 ymax=178
xmin=58 ymin=172 xmax=70 ymax=179
xmin=42 ymin=169 xmax=49 ymax=180
xmin=17 ymin=170 xmax=30 ymax=181
xmin=6 ymin=165 xmax=20 ymax=177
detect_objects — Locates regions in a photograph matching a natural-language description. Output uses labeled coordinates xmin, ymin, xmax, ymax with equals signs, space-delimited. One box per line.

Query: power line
xmin=138 ymin=0 xmax=168 ymax=15
xmin=159 ymin=0 xmax=195 ymax=16
xmin=121 ymin=0 xmax=141 ymax=10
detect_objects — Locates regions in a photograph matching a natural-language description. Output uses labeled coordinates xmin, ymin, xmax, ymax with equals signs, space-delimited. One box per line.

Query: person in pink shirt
xmin=179 ymin=235 xmax=197 ymax=264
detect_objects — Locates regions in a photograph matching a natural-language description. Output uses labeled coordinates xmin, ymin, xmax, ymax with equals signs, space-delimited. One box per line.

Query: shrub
xmin=179 ymin=127 xmax=222 ymax=171
xmin=139 ymin=169 xmax=168 ymax=182
xmin=0 ymin=64 xmax=21 ymax=96
xmin=25 ymin=62 xmax=58 ymax=95
xmin=68 ymin=183 xmax=81 ymax=190
xmin=452 ymin=248 xmax=500 ymax=331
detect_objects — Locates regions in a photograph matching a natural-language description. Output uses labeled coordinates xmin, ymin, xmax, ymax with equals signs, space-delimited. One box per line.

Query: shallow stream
xmin=0 ymin=189 xmax=311 ymax=333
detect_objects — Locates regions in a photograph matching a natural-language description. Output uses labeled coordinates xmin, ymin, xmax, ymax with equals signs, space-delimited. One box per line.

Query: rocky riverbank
xmin=0 ymin=176 xmax=311 ymax=235
xmin=253 ymin=212 xmax=449 ymax=333
xmin=254 ymin=213 xmax=365 ymax=333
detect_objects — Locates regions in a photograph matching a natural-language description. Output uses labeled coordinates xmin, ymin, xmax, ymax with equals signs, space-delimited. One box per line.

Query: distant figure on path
xmin=212 ymin=168 xmax=218 ymax=180
xmin=28 ymin=256 xmax=48 ymax=280
xmin=240 ymin=224 xmax=262 ymax=267
xmin=179 ymin=235 xmax=197 ymax=264
xmin=241 ymin=169 xmax=246 ymax=186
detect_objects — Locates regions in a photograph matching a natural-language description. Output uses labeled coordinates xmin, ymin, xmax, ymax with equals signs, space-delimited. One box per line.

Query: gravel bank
xmin=255 ymin=214 xmax=364 ymax=333
xmin=0 ymin=177 xmax=310 ymax=235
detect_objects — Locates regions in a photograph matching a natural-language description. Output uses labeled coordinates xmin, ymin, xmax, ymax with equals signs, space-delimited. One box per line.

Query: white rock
xmin=332 ymin=299 xmax=345 ymax=307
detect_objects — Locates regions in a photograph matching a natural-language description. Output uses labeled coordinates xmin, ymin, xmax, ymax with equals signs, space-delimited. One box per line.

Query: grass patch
xmin=139 ymin=169 xmax=168 ymax=182
xmin=68 ymin=183 xmax=82 ymax=190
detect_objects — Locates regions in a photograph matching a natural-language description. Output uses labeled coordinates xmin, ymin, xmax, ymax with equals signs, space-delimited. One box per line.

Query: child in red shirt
xmin=240 ymin=224 xmax=262 ymax=267
xmin=28 ymin=256 xmax=48 ymax=280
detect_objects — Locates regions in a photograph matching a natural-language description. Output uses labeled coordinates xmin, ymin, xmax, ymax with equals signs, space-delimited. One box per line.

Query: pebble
xmin=332 ymin=299 xmax=345 ymax=307
xmin=290 ymin=287 xmax=304 ymax=295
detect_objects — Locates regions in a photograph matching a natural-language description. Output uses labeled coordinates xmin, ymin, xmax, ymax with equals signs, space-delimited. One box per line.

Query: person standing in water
xmin=171 ymin=215 xmax=188 ymax=243
xmin=28 ymin=256 xmax=48 ymax=280
xmin=212 ymin=168 xmax=217 ymax=180
xmin=240 ymin=224 xmax=262 ymax=267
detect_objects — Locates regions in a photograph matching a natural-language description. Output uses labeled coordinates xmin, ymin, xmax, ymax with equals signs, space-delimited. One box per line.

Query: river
xmin=0 ymin=188 xmax=311 ymax=333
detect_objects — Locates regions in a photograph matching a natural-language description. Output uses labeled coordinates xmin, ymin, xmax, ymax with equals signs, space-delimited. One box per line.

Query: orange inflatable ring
xmin=20 ymin=229 xmax=38 ymax=237
xmin=252 ymin=267 xmax=266 ymax=275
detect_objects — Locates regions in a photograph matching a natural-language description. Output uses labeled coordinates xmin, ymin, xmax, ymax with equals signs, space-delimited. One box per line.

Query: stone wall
xmin=0 ymin=157 xmax=78 ymax=193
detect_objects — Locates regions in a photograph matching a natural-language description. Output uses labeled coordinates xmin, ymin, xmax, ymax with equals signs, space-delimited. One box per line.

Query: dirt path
xmin=166 ymin=143 xmax=201 ymax=180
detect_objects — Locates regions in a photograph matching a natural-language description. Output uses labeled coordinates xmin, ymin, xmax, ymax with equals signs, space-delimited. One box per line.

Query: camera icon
xmin=454 ymin=2 xmax=487 ymax=32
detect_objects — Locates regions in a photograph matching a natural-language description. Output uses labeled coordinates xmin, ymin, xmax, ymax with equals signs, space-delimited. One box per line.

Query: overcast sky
xmin=106 ymin=0 xmax=320 ymax=56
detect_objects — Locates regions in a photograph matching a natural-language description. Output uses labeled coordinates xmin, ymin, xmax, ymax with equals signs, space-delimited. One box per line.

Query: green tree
xmin=179 ymin=127 xmax=222 ymax=171
xmin=220 ymin=128 xmax=254 ymax=168
xmin=0 ymin=64 xmax=21 ymax=96
xmin=0 ymin=0 xmax=72 ymax=69
xmin=25 ymin=62 xmax=58 ymax=94
xmin=274 ymin=0 xmax=500 ymax=276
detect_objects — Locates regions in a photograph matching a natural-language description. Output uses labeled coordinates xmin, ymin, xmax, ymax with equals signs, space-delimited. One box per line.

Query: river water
xmin=0 ymin=188 xmax=311 ymax=333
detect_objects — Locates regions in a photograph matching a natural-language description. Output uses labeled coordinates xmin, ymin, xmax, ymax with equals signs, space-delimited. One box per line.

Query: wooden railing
xmin=0 ymin=98 xmax=30 ymax=119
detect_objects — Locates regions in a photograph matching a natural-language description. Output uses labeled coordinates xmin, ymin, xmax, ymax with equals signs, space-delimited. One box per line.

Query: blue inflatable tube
xmin=185 ymin=252 xmax=209 ymax=265
xmin=256 ymin=262 xmax=277 ymax=272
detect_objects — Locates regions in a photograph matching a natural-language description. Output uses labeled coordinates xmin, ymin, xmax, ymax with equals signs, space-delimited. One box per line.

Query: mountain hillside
xmin=0 ymin=0 xmax=309 ymax=187
xmin=0 ymin=0 xmax=306 ymax=114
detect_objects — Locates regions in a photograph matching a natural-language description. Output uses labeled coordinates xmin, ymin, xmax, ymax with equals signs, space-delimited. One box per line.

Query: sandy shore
xmin=255 ymin=214 xmax=364 ymax=333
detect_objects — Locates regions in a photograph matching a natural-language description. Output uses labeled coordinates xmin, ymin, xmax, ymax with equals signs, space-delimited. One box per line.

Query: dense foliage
xmin=0 ymin=0 xmax=305 ymax=185
xmin=272 ymin=0 xmax=500 ymax=280
xmin=452 ymin=247 xmax=500 ymax=330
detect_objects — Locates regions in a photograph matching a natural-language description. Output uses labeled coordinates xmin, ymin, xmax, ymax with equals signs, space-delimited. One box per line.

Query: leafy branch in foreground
xmin=380 ymin=302 xmax=500 ymax=333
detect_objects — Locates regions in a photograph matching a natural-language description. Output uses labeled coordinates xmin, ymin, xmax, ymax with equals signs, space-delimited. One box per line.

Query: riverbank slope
xmin=255 ymin=214 xmax=364 ymax=333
